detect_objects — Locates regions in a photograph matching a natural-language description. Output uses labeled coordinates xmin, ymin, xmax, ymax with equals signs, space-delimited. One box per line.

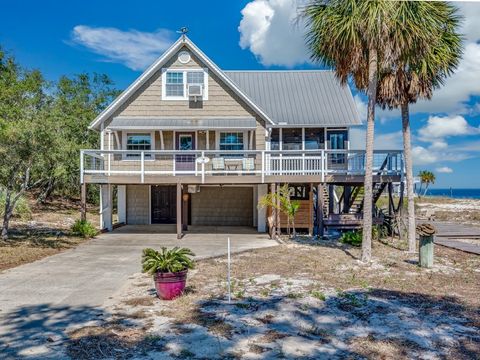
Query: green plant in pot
xmin=142 ymin=247 xmax=195 ymax=300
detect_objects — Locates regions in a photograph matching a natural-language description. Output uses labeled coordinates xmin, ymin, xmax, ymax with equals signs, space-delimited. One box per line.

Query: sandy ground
xmin=63 ymin=237 xmax=480 ymax=360
xmin=0 ymin=197 xmax=97 ymax=271
xmin=416 ymin=197 xmax=480 ymax=225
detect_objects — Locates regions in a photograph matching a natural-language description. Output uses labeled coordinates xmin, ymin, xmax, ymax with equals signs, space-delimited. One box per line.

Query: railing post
xmin=261 ymin=151 xmax=265 ymax=183
xmin=173 ymin=154 xmax=176 ymax=176
xmin=107 ymin=151 xmax=111 ymax=176
xmin=80 ymin=151 xmax=84 ymax=184
xmin=302 ymin=152 xmax=305 ymax=176
xmin=321 ymin=150 xmax=325 ymax=182
xmin=201 ymin=151 xmax=205 ymax=184
xmin=141 ymin=151 xmax=145 ymax=183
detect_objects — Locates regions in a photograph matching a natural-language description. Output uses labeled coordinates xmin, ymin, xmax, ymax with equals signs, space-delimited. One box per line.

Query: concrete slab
xmin=0 ymin=226 xmax=277 ymax=358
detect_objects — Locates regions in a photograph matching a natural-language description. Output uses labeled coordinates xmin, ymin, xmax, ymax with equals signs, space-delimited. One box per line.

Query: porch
xmin=81 ymin=149 xmax=403 ymax=184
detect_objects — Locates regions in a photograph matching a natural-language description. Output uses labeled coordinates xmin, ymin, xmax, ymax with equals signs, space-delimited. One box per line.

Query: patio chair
xmin=242 ymin=157 xmax=255 ymax=173
xmin=212 ymin=157 xmax=225 ymax=175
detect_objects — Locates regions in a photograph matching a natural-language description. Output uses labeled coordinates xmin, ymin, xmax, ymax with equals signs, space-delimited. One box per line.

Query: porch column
xmin=317 ymin=184 xmax=325 ymax=238
xmin=257 ymin=184 xmax=267 ymax=232
xmin=182 ymin=187 xmax=189 ymax=231
xmin=80 ymin=182 xmax=87 ymax=222
xmin=177 ymin=183 xmax=182 ymax=239
xmin=276 ymin=183 xmax=281 ymax=235
xmin=343 ymin=186 xmax=351 ymax=214
xmin=269 ymin=183 xmax=276 ymax=238
xmin=100 ymin=184 xmax=113 ymax=231
xmin=308 ymin=183 xmax=313 ymax=236
xmin=117 ymin=185 xmax=126 ymax=224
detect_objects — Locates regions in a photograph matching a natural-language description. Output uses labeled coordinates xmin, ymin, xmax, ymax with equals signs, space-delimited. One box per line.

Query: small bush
xmin=71 ymin=219 xmax=97 ymax=238
xmin=0 ymin=191 xmax=32 ymax=220
xmin=340 ymin=225 xmax=388 ymax=246
xmin=340 ymin=231 xmax=362 ymax=246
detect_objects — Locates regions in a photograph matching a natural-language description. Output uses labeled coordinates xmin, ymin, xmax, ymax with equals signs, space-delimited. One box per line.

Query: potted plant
xmin=141 ymin=247 xmax=195 ymax=300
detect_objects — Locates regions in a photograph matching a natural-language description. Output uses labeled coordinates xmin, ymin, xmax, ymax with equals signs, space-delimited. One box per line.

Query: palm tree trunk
xmin=424 ymin=183 xmax=429 ymax=197
xmin=401 ymin=101 xmax=416 ymax=253
xmin=361 ymin=46 xmax=378 ymax=263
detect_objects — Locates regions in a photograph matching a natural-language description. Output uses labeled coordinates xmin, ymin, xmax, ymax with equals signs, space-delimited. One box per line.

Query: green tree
xmin=35 ymin=73 xmax=119 ymax=202
xmin=0 ymin=49 xmax=55 ymax=240
xmin=418 ymin=170 xmax=436 ymax=197
xmin=376 ymin=2 xmax=461 ymax=253
xmin=303 ymin=0 xmax=395 ymax=261
xmin=258 ymin=184 xmax=301 ymax=238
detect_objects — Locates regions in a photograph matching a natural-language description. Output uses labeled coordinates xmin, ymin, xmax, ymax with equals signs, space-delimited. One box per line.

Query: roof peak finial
xmin=177 ymin=27 xmax=189 ymax=41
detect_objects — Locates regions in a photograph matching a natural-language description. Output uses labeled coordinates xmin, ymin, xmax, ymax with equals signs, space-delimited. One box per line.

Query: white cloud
xmin=238 ymin=0 xmax=309 ymax=67
xmin=353 ymin=95 xmax=367 ymax=123
xmin=349 ymin=128 xmax=403 ymax=150
xmin=457 ymin=2 xmax=480 ymax=42
xmin=71 ymin=25 xmax=175 ymax=71
xmin=436 ymin=166 xmax=453 ymax=174
xmin=413 ymin=42 xmax=480 ymax=114
xmin=418 ymin=115 xmax=480 ymax=141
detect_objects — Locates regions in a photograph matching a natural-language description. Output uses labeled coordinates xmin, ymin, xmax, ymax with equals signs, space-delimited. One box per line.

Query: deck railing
xmin=80 ymin=149 xmax=403 ymax=184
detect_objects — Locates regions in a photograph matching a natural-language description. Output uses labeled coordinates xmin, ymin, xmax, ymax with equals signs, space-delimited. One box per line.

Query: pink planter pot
xmin=154 ymin=270 xmax=188 ymax=300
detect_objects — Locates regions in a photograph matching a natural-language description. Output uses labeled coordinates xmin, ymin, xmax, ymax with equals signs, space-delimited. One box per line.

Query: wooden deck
xmin=431 ymin=221 xmax=480 ymax=255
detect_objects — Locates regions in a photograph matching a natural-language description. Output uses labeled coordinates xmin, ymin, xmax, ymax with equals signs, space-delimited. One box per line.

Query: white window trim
xmin=215 ymin=130 xmax=248 ymax=159
xmin=122 ymin=131 xmax=156 ymax=161
xmin=161 ymin=68 xmax=209 ymax=101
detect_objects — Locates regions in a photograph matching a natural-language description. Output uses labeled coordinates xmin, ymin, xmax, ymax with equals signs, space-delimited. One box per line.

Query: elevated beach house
xmin=80 ymin=35 xmax=403 ymax=238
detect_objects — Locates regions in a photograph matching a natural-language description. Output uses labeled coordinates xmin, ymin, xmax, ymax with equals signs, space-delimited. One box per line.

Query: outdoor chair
xmin=242 ymin=157 xmax=255 ymax=173
xmin=212 ymin=157 xmax=225 ymax=175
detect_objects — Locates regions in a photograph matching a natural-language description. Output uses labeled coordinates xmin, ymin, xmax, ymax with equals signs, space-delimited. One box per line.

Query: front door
xmin=151 ymin=185 xmax=176 ymax=224
xmin=175 ymin=132 xmax=196 ymax=172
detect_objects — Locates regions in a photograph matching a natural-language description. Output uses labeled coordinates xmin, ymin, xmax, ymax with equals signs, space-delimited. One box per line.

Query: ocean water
xmin=424 ymin=188 xmax=480 ymax=200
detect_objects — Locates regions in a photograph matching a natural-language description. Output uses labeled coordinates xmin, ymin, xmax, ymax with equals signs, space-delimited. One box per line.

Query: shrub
xmin=142 ymin=247 xmax=195 ymax=274
xmin=340 ymin=231 xmax=362 ymax=247
xmin=71 ymin=219 xmax=97 ymax=238
xmin=0 ymin=191 xmax=32 ymax=220
xmin=340 ymin=225 xmax=388 ymax=246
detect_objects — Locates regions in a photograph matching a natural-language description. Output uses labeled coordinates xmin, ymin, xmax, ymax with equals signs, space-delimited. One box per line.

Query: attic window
xmin=162 ymin=69 xmax=209 ymax=100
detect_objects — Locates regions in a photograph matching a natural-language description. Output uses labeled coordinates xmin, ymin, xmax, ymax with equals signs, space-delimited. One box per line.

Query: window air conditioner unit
xmin=187 ymin=84 xmax=203 ymax=99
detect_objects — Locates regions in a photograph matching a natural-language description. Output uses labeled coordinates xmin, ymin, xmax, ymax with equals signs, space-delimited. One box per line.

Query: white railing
xmin=80 ymin=149 xmax=403 ymax=184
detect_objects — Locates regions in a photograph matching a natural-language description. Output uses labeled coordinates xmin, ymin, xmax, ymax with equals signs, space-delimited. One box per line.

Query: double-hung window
xmin=219 ymin=132 xmax=244 ymax=157
xmin=165 ymin=72 xmax=184 ymax=97
xmin=125 ymin=133 xmax=152 ymax=159
xmin=162 ymin=69 xmax=208 ymax=100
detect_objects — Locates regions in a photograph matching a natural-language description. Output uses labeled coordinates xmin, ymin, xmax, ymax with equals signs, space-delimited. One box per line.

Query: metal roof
xmin=107 ymin=117 xmax=257 ymax=130
xmin=224 ymin=71 xmax=361 ymax=127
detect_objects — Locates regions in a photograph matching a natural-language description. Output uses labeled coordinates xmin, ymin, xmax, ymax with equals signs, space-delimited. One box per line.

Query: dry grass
xmin=68 ymin=237 xmax=480 ymax=358
xmin=0 ymin=197 xmax=97 ymax=271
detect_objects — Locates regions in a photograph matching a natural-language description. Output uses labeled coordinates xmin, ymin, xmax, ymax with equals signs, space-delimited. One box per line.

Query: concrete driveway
xmin=0 ymin=226 xmax=277 ymax=358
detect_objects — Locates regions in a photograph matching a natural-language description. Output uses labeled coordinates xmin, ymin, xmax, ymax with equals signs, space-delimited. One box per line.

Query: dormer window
xmin=162 ymin=68 xmax=208 ymax=100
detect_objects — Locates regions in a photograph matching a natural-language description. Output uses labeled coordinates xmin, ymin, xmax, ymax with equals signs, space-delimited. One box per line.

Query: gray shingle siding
xmin=224 ymin=71 xmax=361 ymax=127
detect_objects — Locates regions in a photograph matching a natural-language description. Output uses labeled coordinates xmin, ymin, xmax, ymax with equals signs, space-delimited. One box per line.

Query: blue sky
xmin=1 ymin=0 xmax=480 ymax=188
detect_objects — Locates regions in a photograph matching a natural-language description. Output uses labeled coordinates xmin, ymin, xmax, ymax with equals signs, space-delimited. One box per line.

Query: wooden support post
xmin=388 ymin=183 xmax=394 ymax=216
xmin=177 ymin=183 xmax=182 ymax=239
xmin=343 ymin=186 xmax=351 ymax=214
xmin=269 ymin=183 xmax=276 ymax=239
xmin=317 ymin=184 xmax=324 ymax=238
xmin=417 ymin=223 xmax=435 ymax=268
xmin=328 ymin=185 xmax=334 ymax=215
xmin=276 ymin=183 xmax=281 ymax=236
xmin=308 ymin=183 xmax=313 ymax=236
xmin=182 ymin=187 xmax=189 ymax=232
xmin=80 ymin=182 xmax=87 ymax=222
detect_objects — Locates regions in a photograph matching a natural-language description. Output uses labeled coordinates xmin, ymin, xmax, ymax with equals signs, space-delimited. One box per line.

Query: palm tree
xmin=375 ymin=2 xmax=462 ymax=253
xmin=302 ymin=0 xmax=395 ymax=261
xmin=258 ymin=184 xmax=301 ymax=238
xmin=418 ymin=170 xmax=436 ymax=197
